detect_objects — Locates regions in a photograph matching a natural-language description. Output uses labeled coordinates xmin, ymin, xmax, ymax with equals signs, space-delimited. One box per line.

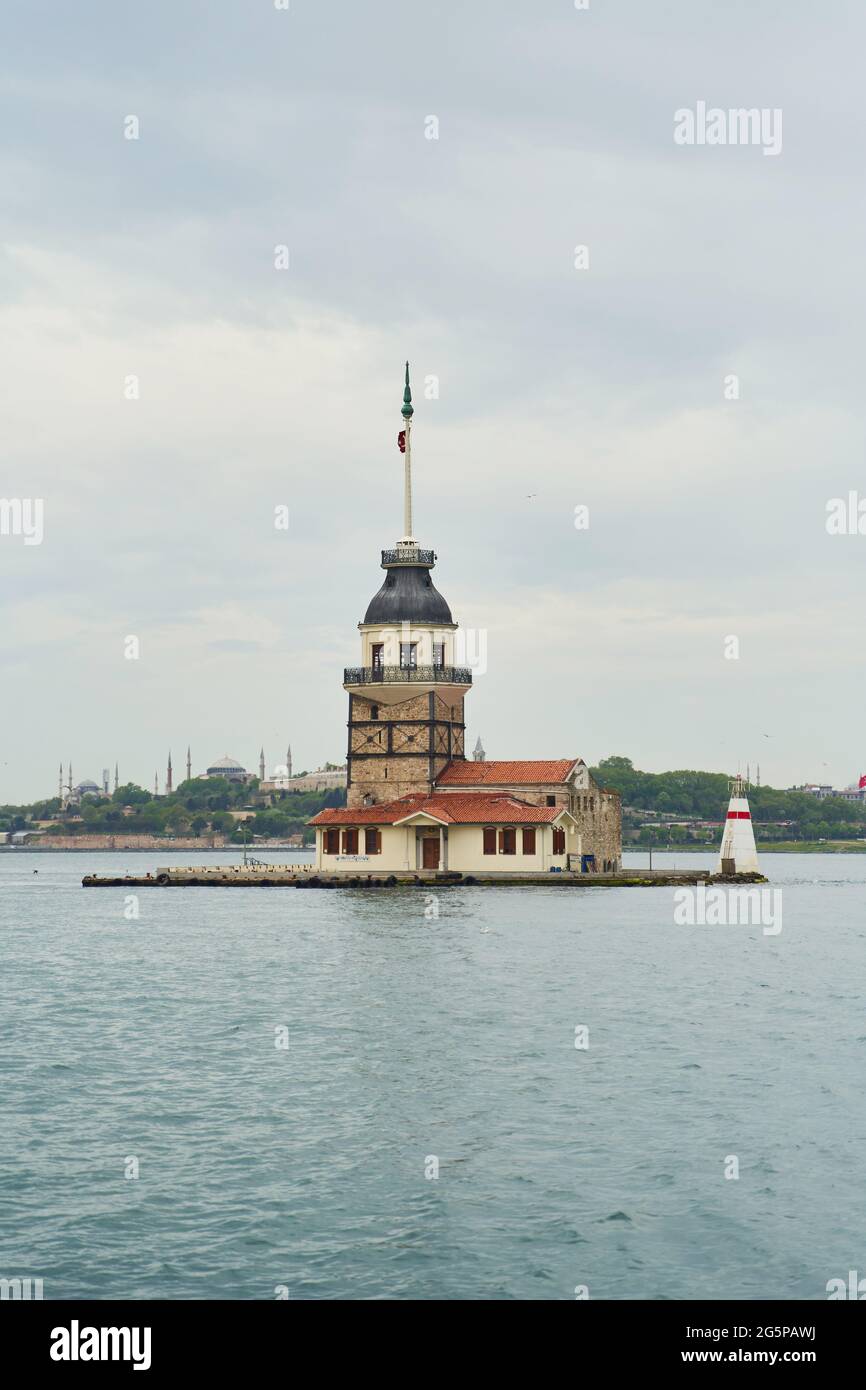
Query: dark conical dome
xmin=363 ymin=548 xmax=454 ymax=625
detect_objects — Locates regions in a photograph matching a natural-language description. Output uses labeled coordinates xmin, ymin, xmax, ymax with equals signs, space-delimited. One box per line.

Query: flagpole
xmin=404 ymin=416 xmax=412 ymax=539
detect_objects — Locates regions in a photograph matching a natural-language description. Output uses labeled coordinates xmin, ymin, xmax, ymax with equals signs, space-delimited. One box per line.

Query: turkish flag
xmin=859 ymin=774 xmax=866 ymax=789
xmin=397 ymin=430 xmax=406 ymax=453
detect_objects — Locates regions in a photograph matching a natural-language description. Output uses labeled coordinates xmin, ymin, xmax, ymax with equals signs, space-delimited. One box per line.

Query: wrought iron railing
xmin=380 ymin=548 xmax=436 ymax=566
xmin=344 ymin=665 xmax=473 ymax=685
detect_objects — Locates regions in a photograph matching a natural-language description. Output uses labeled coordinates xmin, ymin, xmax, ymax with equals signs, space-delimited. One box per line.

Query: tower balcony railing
xmin=344 ymin=664 xmax=473 ymax=687
xmin=380 ymin=547 xmax=436 ymax=566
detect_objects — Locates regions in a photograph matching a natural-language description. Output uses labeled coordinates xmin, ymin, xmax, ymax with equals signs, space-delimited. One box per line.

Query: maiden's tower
xmin=310 ymin=366 xmax=622 ymax=875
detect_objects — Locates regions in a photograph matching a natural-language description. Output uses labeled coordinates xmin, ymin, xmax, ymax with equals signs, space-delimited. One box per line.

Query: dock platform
xmin=82 ymin=866 xmax=767 ymax=889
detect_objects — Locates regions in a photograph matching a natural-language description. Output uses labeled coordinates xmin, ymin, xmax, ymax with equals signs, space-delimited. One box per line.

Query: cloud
xmin=0 ymin=0 xmax=863 ymax=799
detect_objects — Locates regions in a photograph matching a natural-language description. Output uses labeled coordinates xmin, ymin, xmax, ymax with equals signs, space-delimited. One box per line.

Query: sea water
xmin=0 ymin=850 xmax=863 ymax=1300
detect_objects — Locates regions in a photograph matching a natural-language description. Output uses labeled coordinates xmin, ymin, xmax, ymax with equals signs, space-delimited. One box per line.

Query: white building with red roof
xmin=311 ymin=792 xmax=583 ymax=874
xmin=308 ymin=365 xmax=622 ymax=876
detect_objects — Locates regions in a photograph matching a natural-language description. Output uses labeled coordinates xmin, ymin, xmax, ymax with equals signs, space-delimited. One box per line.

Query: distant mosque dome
xmin=75 ymin=779 xmax=101 ymax=794
xmin=206 ymin=754 xmax=248 ymax=781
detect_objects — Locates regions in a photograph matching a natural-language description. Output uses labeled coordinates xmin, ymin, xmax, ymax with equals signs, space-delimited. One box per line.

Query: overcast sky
xmin=1 ymin=1 xmax=864 ymax=802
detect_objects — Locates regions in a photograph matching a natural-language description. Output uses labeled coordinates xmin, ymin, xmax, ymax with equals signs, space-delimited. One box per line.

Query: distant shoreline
xmin=4 ymin=843 xmax=865 ymax=856
xmin=0 ymin=845 xmax=316 ymax=854
xmin=628 ymin=843 xmax=866 ymax=855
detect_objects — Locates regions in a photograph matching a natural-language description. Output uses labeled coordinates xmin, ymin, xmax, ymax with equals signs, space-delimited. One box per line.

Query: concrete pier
xmin=82 ymin=865 xmax=767 ymax=889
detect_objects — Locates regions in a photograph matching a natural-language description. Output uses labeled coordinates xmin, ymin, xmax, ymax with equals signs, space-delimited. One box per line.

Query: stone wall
xmin=569 ymin=786 xmax=622 ymax=870
xmin=24 ymin=834 xmax=229 ymax=850
xmin=347 ymin=690 xmax=466 ymax=808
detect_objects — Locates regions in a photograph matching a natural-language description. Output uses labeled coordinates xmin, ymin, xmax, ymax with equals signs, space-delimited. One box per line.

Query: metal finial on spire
xmin=398 ymin=361 xmax=415 ymax=542
xmin=401 ymin=360 xmax=413 ymax=419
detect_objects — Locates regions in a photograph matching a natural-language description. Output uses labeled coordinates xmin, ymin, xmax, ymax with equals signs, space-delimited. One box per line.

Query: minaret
xmin=473 ymin=736 xmax=486 ymax=763
xmin=259 ymin=747 xmax=266 ymax=781
xmin=186 ymin=747 xmax=191 ymax=782
xmin=343 ymin=363 xmax=471 ymax=808
xmin=716 ymin=772 xmax=760 ymax=875
xmin=166 ymin=751 xmax=173 ymax=795
xmin=58 ymin=762 xmax=63 ymax=800
xmin=286 ymin=745 xmax=292 ymax=779
xmin=154 ymin=771 xmax=159 ymax=797
xmin=756 ymin=763 xmax=761 ymax=788
xmin=114 ymin=762 xmax=119 ymax=792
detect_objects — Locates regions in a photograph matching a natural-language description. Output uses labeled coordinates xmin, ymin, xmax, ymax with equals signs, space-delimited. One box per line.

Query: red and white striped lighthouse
xmin=716 ymin=773 xmax=759 ymax=874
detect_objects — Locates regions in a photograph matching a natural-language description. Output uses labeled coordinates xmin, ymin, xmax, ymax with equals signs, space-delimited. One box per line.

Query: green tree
xmin=113 ymin=783 xmax=150 ymax=805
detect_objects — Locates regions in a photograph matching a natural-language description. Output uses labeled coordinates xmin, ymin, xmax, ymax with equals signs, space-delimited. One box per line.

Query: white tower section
xmin=716 ymin=774 xmax=759 ymax=874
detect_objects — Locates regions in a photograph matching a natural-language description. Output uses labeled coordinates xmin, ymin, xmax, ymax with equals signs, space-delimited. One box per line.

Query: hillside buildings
xmin=789 ymin=781 xmax=866 ymax=802
xmin=52 ymin=749 xmax=346 ymax=804
xmin=57 ymin=763 xmax=113 ymax=809
xmin=202 ymin=754 xmax=251 ymax=784
xmin=258 ymin=747 xmax=347 ymax=795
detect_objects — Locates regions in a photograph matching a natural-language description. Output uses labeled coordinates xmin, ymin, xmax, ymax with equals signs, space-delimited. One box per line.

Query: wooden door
xmin=422 ymin=836 xmax=439 ymax=869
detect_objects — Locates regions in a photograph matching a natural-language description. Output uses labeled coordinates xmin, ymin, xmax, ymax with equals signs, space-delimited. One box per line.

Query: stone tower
xmin=343 ymin=364 xmax=471 ymax=808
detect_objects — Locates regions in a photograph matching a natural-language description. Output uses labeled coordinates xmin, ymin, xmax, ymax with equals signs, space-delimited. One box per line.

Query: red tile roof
xmin=435 ymin=759 xmax=577 ymax=786
xmin=309 ymin=803 xmax=395 ymax=825
xmin=309 ymin=792 xmax=569 ymax=827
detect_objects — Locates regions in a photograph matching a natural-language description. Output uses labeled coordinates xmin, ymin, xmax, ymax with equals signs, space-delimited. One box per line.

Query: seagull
xmin=526 ymin=493 xmax=537 ymax=501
